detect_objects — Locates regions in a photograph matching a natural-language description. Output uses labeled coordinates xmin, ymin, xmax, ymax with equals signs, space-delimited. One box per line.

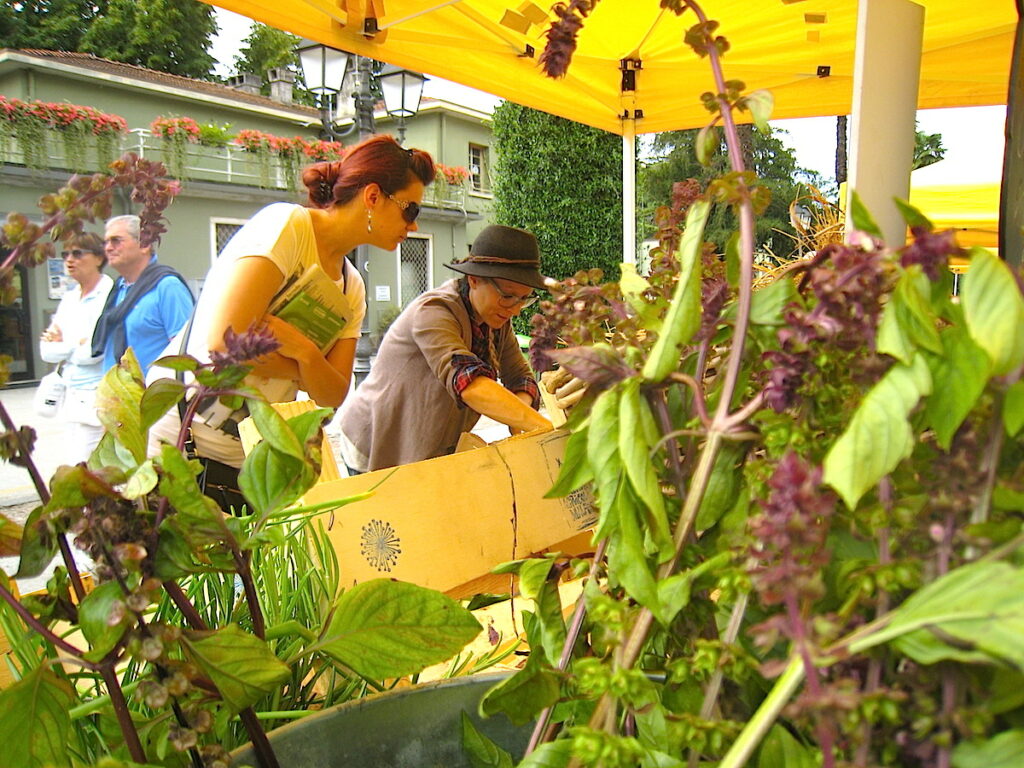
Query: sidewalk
xmin=0 ymin=385 xmax=64 ymax=508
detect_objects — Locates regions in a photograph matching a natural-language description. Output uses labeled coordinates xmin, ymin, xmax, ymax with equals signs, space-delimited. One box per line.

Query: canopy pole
xmin=846 ymin=0 xmax=924 ymax=244
xmin=622 ymin=130 xmax=636 ymax=265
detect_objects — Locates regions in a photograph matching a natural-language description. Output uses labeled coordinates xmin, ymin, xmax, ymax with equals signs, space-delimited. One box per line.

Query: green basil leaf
xmin=961 ymin=247 xmax=1024 ymax=376
xmin=847 ymin=191 xmax=883 ymax=239
xmin=139 ymin=377 xmax=185 ymax=432
xmin=461 ymin=711 xmax=514 ymax=768
xmin=749 ymin=276 xmax=795 ymax=327
xmin=79 ymin=581 xmax=132 ymax=662
xmin=893 ymin=197 xmax=934 ymax=231
xmin=545 ymin=426 xmax=593 ymax=499
xmin=744 ymin=89 xmax=774 ymax=133
xmin=479 ymin=655 xmax=560 ymax=727
xmin=318 ymin=579 xmax=481 ymax=679
xmin=95 ymin=349 xmax=147 ymax=463
xmin=182 ymin=624 xmax=290 ymax=712
xmin=619 ymin=379 xmax=670 ymax=557
xmin=1003 ymin=380 xmax=1024 ymax=437
xmin=120 ymin=460 xmax=158 ymax=500
xmin=247 ymin=399 xmax=304 ymax=459
xmin=924 ymin=326 xmax=991 ymax=450
xmin=238 ymin=441 xmax=314 ymax=517
xmin=0 ymin=665 xmax=75 ymax=768
xmin=952 ymin=730 xmax=1024 ymax=768
xmin=642 ymin=199 xmax=710 ymax=383
xmin=823 ymin=355 xmax=932 ymax=509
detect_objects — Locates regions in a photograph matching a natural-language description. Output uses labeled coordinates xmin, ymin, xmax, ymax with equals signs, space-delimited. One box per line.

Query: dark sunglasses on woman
xmin=387 ymin=193 xmax=421 ymax=224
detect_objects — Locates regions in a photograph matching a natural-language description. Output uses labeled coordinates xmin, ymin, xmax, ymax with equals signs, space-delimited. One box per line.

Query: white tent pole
xmin=846 ymin=0 xmax=924 ymax=244
xmin=623 ymin=130 xmax=636 ymax=264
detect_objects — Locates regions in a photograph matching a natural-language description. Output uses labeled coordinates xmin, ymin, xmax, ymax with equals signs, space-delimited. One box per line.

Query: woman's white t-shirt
xmin=148 ymin=203 xmax=366 ymax=465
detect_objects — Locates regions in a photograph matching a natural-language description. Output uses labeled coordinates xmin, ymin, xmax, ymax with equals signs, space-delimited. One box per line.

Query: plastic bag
xmin=33 ymin=369 xmax=66 ymax=418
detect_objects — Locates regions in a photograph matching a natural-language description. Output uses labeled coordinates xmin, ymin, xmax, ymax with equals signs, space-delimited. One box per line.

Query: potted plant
xmin=151 ymin=116 xmax=201 ymax=181
xmin=0 ymin=154 xmax=484 ymax=768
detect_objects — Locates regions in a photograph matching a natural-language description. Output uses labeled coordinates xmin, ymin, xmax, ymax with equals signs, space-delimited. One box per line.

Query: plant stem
xmin=99 ymin=660 xmax=147 ymax=764
xmin=0 ymin=578 xmax=93 ymax=662
xmin=718 ymin=655 xmax=805 ymax=768
xmin=239 ymin=706 xmax=281 ymax=768
xmin=525 ymin=538 xmax=609 ymax=756
xmin=163 ymin=579 xmax=209 ymax=630
xmin=234 ymin=548 xmax=266 ymax=639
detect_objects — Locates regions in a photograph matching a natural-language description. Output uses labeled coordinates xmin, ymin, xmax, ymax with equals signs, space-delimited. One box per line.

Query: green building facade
xmin=0 ymin=49 xmax=496 ymax=385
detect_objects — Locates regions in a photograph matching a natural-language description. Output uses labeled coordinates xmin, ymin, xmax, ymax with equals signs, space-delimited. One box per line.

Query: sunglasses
xmin=484 ymin=277 xmax=538 ymax=310
xmin=61 ymin=249 xmax=95 ymax=259
xmin=387 ymin=193 xmax=421 ymax=224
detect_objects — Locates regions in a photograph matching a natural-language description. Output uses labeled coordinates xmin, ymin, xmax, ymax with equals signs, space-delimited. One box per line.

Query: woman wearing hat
xmin=336 ymin=224 xmax=553 ymax=472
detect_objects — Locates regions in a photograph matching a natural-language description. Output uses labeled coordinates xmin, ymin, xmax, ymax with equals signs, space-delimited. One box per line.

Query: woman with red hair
xmin=149 ymin=135 xmax=435 ymax=493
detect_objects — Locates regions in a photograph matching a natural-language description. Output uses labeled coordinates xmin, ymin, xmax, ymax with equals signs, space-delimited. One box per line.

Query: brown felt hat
xmin=446 ymin=225 xmax=549 ymax=291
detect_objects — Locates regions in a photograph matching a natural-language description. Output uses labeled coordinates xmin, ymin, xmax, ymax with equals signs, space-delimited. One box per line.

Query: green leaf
xmin=120 ymin=460 xmax=158 ymax=500
xmin=518 ymin=558 xmax=566 ymax=667
xmin=78 ymin=581 xmax=132 ymax=662
xmin=924 ymin=326 xmax=991 ymax=450
xmin=823 ymin=355 xmax=932 ymax=509
xmin=888 ymin=561 xmax=1024 ymax=670
xmin=0 ymin=512 xmax=22 ymax=557
xmin=893 ymin=197 xmax=934 ymax=231
xmin=45 ymin=463 xmax=118 ymax=513
xmin=618 ymin=379 xmax=671 ymax=557
xmin=139 ymin=377 xmax=185 ymax=432
xmin=848 ymin=191 xmax=883 ymax=239
xmin=696 ymin=444 xmax=745 ymax=531
xmin=608 ymin=486 xmax=662 ymax=622
xmin=151 ymin=354 xmax=198 ymax=372
xmin=620 ymin=262 xmax=664 ymax=332
xmin=248 ymin=399 xmax=304 ymax=460
xmin=238 ymin=440 xmax=315 ymax=517
xmin=994 ymin=485 xmax=1024 ymax=512
xmin=517 ymin=740 xmax=573 ymax=768
xmin=286 ymin=407 xmax=333 ymax=446
xmin=318 ymin=579 xmax=481 ymax=679
xmin=877 ymin=269 xmax=943 ymax=362
xmin=1003 ymin=380 xmax=1024 ymax=437
xmin=15 ymin=505 xmax=57 ymax=580
xmin=0 ymin=665 xmax=75 ymax=768
xmin=95 ymin=348 xmax=147 ymax=463
xmin=749 ymin=276 xmax=795 ymax=326
xmin=182 ymin=624 xmax=290 ymax=712
xmin=642 ymin=199 xmax=711 ymax=383
xmin=479 ymin=655 xmax=561 ymax=726
xmin=695 ymin=124 xmax=718 ymax=166
xmin=961 ymin=247 xmax=1024 ymax=376
xmin=744 ymin=90 xmax=774 ymax=133
xmin=725 ymin=231 xmax=740 ymax=289
xmin=587 ymin=386 xmax=623 ymax=513
xmin=657 ymin=573 xmax=693 ymax=624
xmin=461 ymin=711 xmax=514 ymax=768
xmin=952 ymin=731 xmax=1024 ymax=768
xmin=157 ymin=445 xmax=234 ymax=550
xmin=758 ymin=724 xmax=817 ymax=768
xmin=545 ymin=426 xmax=593 ymax=498
xmin=88 ymin=432 xmax=137 ymax=474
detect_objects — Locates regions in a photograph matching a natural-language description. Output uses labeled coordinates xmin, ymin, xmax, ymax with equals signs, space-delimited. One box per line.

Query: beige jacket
xmin=337 ymin=279 xmax=534 ymax=471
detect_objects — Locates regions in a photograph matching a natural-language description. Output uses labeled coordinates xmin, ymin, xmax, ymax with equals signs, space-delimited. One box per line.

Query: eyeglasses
xmin=104 ymin=235 xmax=134 ymax=247
xmin=484 ymin=277 xmax=538 ymax=309
xmin=61 ymin=249 xmax=94 ymax=259
xmin=387 ymin=193 xmax=421 ymax=224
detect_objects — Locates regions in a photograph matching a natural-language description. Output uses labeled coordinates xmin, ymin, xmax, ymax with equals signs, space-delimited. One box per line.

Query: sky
xmin=209 ymin=8 xmax=1007 ymax=187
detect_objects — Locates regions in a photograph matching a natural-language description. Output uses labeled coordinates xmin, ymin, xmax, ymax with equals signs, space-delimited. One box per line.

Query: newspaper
xmin=267 ymin=263 xmax=353 ymax=354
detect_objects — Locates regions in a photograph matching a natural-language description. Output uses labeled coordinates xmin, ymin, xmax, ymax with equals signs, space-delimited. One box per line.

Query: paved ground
xmin=0 ymin=384 xmax=512 ymax=592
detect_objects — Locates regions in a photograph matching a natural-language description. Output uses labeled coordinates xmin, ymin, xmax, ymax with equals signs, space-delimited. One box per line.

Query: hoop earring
xmin=367 ymin=209 xmax=373 ymax=234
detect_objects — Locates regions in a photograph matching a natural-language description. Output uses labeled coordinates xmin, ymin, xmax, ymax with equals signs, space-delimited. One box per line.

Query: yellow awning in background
xmin=908 ymin=182 xmax=1001 ymax=248
xmin=201 ymin=0 xmax=1016 ymax=135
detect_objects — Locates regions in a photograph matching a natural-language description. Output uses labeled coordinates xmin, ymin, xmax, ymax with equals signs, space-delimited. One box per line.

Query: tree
xmin=232 ymin=23 xmax=314 ymax=104
xmin=913 ymin=126 xmax=946 ymax=169
xmin=0 ymin=0 xmax=108 ymax=51
xmin=80 ymin=0 xmax=218 ymax=80
xmin=640 ymin=125 xmax=810 ymax=258
xmin=491 ymin=101 xmax=624 ymax=283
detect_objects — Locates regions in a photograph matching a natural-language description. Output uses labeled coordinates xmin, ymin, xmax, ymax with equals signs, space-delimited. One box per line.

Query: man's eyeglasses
xmin=387 ymin=194 xmax=421 ymax=224
xmin=485 ymin=277 xmax=538 ymax=309
xmin=104 ymin=235 xmax=133 ymax=247
xmin=61 ymin=249 xmax=93 ymax=259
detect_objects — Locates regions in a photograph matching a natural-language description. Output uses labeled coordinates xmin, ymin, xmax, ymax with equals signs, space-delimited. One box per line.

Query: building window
xmin=468 ymin=143 xmax=490 ymax=194
xmin=398 ymin=235 xmax=432 ymax=305
xmin=211 ymin=219 xmax=248 ymax=265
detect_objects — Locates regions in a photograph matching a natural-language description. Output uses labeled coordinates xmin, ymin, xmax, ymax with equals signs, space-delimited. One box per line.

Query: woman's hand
xmin=262 ymin=315 xmax=320 ymax=364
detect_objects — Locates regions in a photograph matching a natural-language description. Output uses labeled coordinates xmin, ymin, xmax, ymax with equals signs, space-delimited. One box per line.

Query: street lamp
xmin=379 ymin=65 xmax=426 ymax=145
xmin=296 ymin=40 xmax=378 ymax=141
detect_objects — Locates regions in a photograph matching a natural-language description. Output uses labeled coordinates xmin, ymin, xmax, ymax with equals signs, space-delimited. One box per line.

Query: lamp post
xmin=379 ymin=65 xmax=426 ymax=145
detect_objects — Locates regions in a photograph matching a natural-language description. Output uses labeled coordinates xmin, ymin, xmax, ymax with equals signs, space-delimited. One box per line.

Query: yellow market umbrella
xmin=909 ymin=180 xmax=1001 ymax=248
xmin=202 ymin=0 xmax=1016 ymax=136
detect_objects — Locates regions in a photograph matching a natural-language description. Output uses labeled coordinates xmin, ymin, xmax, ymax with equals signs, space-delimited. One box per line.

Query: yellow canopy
xmin=909 ymin=181 xmax=1000 ymax=248
xmin=202 ymin=0 xmax=1017 ymax=135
